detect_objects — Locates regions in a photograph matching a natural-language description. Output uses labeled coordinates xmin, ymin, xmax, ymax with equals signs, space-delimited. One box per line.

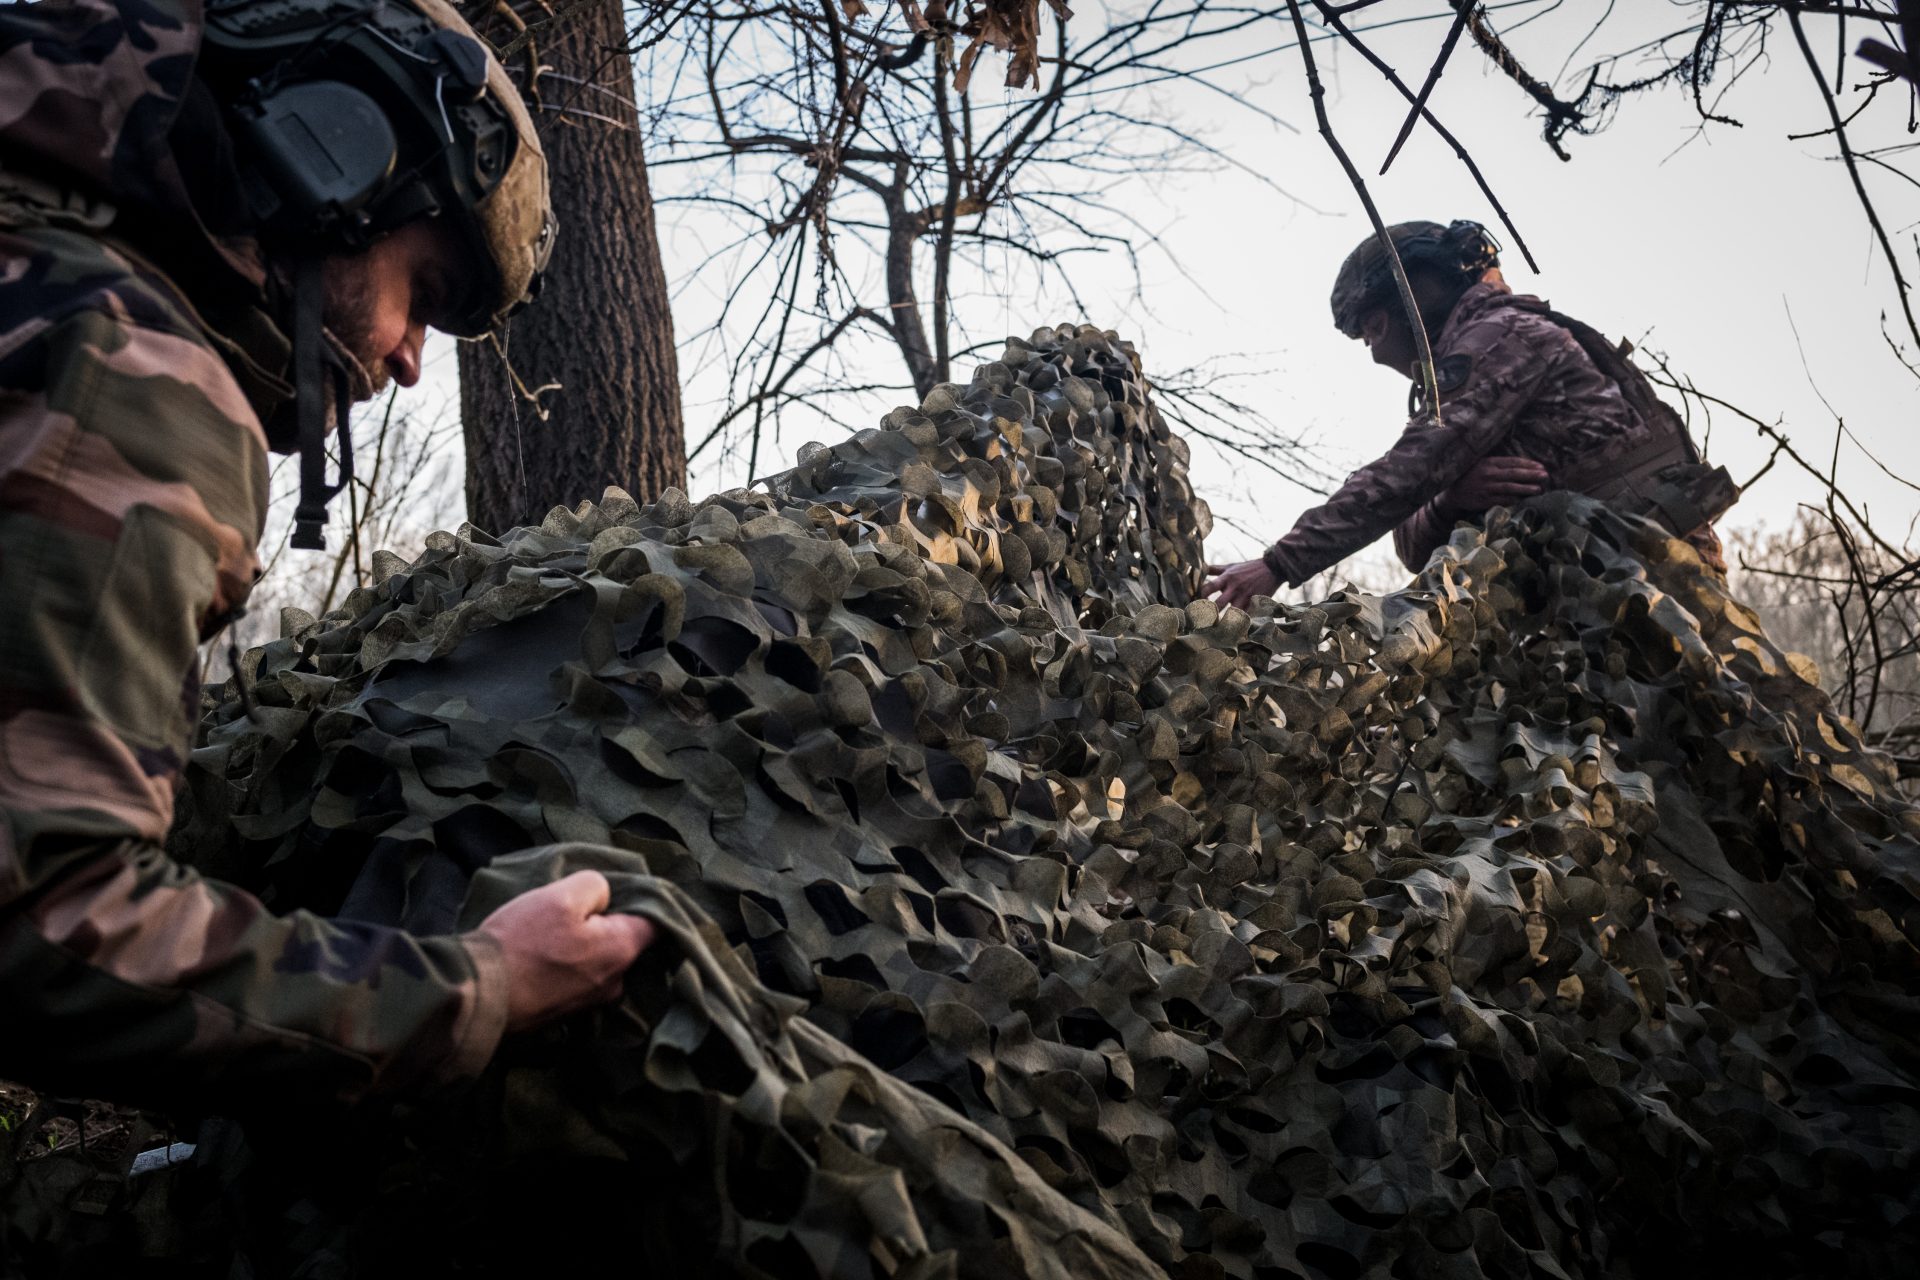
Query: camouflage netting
xmin=172 ymin=324 xmax=1919 ymax=1278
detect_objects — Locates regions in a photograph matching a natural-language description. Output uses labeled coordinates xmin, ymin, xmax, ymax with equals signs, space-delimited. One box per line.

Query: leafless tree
xmin=643 ymin=1 xmax=1334 ymax=483
xmin=1728 ymin=509 xmax=1920 ymax=783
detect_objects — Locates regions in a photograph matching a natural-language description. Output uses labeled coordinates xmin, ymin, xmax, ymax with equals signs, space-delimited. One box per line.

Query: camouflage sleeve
xmin=0 ymin=0 xmax=198 ymax=212
xmin=1391 ymin=497 xmax=1453 ymax=573
xmin=0 ymin=264 xmax=508 ymax=1111
xmin=1264 ymin=306 xmax=1570 ymax=586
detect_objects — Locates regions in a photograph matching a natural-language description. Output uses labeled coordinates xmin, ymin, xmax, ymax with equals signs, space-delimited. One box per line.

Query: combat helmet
xmin=200 ymin=0 xmax=556 ymax=547
xmin=203 ymin=0 xmax=553 ymax=335
xmin=1329 ymin=220 xmax=1500 ymax=338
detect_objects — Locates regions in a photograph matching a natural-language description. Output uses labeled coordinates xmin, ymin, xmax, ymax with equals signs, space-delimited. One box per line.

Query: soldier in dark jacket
xmin=1205 ymin=221 xmax=1733 ymax=608
xmin=0 ymin=0 xmax=650 ymax=1113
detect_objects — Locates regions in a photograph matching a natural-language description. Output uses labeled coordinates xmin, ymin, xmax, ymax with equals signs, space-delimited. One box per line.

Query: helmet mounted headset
xmin=200 ymin=0 xmax=545 ymax=550
xmin=1329 ymin=219 xmax=1502 ymax=340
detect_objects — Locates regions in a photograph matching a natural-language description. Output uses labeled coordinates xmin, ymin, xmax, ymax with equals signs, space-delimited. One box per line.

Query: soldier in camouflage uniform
xmin=1205 ymin=220 xmax=1734 ymax=606
xmin=0 ymin=0 xmax=650 ymax=1112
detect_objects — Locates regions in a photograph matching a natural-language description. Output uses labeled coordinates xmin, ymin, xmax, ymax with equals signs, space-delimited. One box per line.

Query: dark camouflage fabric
xmin=164 ymin=324 xmax=1919 ymax=1278
xmin=0 ymin=0 xmax=509 ymax=1112
xmin=1265 ymin=280 xmax=1722 ymax=583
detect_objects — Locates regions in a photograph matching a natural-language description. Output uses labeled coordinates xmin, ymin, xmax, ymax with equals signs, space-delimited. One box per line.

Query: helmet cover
xmin=407 ymin=0 xmax=554 ymax=335
xmin=1329 ymin=220 xmax=1500 ymax=338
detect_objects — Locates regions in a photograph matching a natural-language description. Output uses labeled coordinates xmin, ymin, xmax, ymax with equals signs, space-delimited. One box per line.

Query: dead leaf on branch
xmin=895 ymin=0 xmax=1073 ymax=91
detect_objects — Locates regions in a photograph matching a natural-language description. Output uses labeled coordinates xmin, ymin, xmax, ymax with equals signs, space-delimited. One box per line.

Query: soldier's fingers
xmin=589 ymin=912 xmax=654 ymax=965
xmin=551 ymin=869 xmax=614 ymax=919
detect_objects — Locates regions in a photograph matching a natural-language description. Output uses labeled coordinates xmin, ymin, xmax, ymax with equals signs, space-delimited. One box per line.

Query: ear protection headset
xmin=1432 ymin=219 xmax=1502 ymax=280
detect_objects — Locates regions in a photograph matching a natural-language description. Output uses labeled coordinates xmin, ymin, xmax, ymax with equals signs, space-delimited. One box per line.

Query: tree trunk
xmin=884 ymin=171 xmax=938 ymax=400
xmin=458 ymin=0 xmax=684 ymax=533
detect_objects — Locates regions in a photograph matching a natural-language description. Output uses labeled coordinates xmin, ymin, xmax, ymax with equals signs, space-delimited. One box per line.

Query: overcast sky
xmin=413 ymin=3 xmax=1918 ymax=585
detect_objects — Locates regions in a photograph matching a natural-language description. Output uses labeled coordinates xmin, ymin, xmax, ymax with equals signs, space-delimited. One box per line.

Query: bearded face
xmin=316 ymin=218 xmax=462 ymax=402
xmin=321 ymin=251 xmax=389 ymax=402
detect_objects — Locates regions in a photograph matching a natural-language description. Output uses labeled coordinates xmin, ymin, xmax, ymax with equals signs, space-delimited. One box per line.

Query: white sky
xmin=409 ymin=3 xmax=1919 ymax=583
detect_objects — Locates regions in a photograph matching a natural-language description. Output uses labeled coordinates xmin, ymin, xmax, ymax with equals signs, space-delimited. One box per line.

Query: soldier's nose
xmin=386 ymin=327 xmax=424 ymax=388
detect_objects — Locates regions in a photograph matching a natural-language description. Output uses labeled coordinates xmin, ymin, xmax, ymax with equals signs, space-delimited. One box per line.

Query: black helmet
xmin=1329 ymin=220 xmax=1500 ymax=338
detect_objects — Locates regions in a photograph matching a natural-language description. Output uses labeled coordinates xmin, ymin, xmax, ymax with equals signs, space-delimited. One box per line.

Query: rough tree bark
xmin=458 ymin=0 xmax=685 ymax=533
xmin=881 ymin=165 xmax=939 ymax=400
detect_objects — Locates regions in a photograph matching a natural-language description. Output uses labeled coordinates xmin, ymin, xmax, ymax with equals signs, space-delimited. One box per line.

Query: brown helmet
xmin=1328 ymin=220 xmax=1499 ymax=338
xmin=409 ymin=0 xmax=554 ymax=336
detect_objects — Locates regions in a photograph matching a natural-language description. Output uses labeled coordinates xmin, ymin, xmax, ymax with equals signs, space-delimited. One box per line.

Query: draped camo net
xmin=177 ymin=324 xmax=1920 ymax=1278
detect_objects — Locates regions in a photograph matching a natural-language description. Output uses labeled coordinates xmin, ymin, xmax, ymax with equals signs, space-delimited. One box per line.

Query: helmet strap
xmin=288 ymin=257 xmax=355 ymax=551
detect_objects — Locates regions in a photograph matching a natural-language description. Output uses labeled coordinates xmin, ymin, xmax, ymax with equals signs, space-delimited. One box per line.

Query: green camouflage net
xmin=173 ymin=324 xmax=1920 ymax=1278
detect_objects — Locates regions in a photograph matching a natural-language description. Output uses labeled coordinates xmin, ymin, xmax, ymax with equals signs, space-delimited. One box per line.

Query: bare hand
xmin=1438 ymin=455 xmax=1549 ymax=515
xmin=475 ymin=870 xmax=655 ymax=1033
xmin=1201 ymin=558 xmax=1279 ymax=610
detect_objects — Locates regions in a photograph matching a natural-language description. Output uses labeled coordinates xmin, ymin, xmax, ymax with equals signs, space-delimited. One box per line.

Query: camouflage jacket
xmin=0 ymin=0 xmax=506 ymax=1111
xmin=1265 ymin=280 xmax=1681 ymax=583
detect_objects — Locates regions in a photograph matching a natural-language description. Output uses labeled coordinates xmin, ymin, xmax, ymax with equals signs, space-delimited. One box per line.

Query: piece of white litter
xmin=128 ymin=1142 xmax=196 ymax=1177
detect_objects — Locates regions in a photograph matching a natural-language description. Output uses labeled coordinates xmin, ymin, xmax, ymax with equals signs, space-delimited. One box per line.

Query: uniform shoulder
xmin=0 ymin=0 xmax=203 ymax=213
xmin=1439 ymin=285 xmax=1579 ymax=357
xmin=0 ymin=223 xmax=216 ymax=350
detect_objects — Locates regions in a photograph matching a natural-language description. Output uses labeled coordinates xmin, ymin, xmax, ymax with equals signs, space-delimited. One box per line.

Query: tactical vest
xmin=1515 ymin=298 xmax=1740 ymax=538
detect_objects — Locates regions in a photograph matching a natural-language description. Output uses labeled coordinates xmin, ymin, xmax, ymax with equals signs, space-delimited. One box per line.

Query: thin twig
xmin=1786 ymin=4 xmax=1920 ymax=352
xmin=1381 ymin=1 xmax=1474 ymax=174
xmin=1282 ymin=0 xmax=1444 ymax=419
